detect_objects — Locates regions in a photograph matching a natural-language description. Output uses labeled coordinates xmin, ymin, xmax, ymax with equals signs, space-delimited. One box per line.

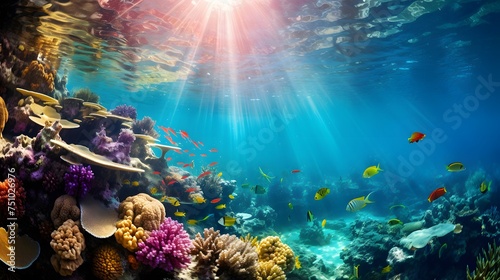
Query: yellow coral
xmin=257 ymin=261 xmax=286 ymax=280
xmin=241 ymin=233 xmax=259 ymax=247
xmin=115 ymin=216 xmax=147 ymax=251
xmin=257 ymin=236 xmax=295 ymax=272
xmin=92 ymin=245 xmax=123 ymax=280
xmin=118 ymin=193 xmax=165 ymax=231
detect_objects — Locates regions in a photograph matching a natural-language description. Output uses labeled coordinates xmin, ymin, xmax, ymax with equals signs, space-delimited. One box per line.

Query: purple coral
xmin=91 ymin=127 xmax=135 ymax=164
xmin=135 ymin=217 xmax=192 ymax=271
xmin=64 ymin=165 xmax=94 ymax=198
xmin=132 ymin=116 xmax=159 ymax=138
xmin=110 ymin=104 xmax=137 ymax=120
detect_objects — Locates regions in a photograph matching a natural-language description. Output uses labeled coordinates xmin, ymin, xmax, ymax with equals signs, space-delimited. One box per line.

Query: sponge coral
xmin=92 ymin=127 xmax=136 ymax=164
xmin=64 ymin=164 xmax=94 ymax=198
xmin=118 ymin=193 xmax=165 ymax=231
xmin=467 ymin=242 xmax=500 ymax=280
xmin=50 ymin=219 xmax=86 ymax=276
xmin=135 ymin=217 xmax=192 ymax=271
xmin=257 ymin=236 xmax=295 ymax=272
xmin=92 ymin=245 xmax=124 ymax=280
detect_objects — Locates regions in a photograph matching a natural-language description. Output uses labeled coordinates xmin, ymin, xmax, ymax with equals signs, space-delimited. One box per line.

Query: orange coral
xmin=92 ymin=245 xmax=123 ymax=280
xmin=115 ymin=216 xmax=147 ymax=252
xmin=127 ymin=253 xmax=140 ymax=270
xmin=0 ymin=178 xmax=26 ymax=220
xmin=21 ymin=60 xmax=55 ymax=93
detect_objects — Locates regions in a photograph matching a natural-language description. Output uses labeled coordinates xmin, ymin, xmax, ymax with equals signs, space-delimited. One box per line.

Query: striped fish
xmin=346 ymin=191 xmax=375 ymax=212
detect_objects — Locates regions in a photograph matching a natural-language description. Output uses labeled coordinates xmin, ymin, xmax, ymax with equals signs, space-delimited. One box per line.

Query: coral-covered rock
xmin=299 ymin=219 xmax=332 ymax=245
xmin=191 ymin=227 xmax=224 ymax=278
xmin=50 ymin=219 xmax=86 ymax=276
xmin=135 ymin=217 xmax=192 ymax=271
xmin=257 ymin=236 xmax=295 ymax=272
xmin=64 ymin=164 xmax=94 ymax=198
xmin=92 ymin=127 xmax=136 ymax=164
xmin=50 ymin=194 xmax=80 ymax=228
xmin=92 ymin=245 xmax=124 ymax=280
xmin=32 ymin=120 xmax=63 ymax=152
xmin=117 ymin=193 xmax=165 ymax=231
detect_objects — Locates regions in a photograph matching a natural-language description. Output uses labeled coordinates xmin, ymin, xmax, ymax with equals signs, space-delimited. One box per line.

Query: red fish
xmin=408 ymin=132 xmax=426 ymax=143
xmin=165 ymin=135 xmax=177 ymax=145
xmin=161 ymin=179 xmax=166 ymax=185
xmin=211 ymin=197 xmax=222 ymax=204
xmin=180 ymin=130 xmax=190 ymax=139
xmin=189 ymin=153 xmax=196 ymax=157
xmin=153 ymin=171 xmax=161 ymax=175
xmin=185 ymin=187 xmax=197 ymax=193
xmin=166 ymin=157 xmax=172 ymax=161
xmin=167 ymin=128 xmax=177 ymax=136
xmin=200 ymin=154 xmax=207 ymax=157
xmin=197 ymin=171 xmax=211 ymax=179
xmin=209 ymin=162 xmax=218 ymax=167
xmin=428 ymin=187 xmax=447 ymax=202
xmin=159 ymin=126 xmax=169 ymax=134
xmin=198 ymin=141 xmax=204 ymax=146
xmin=183 ymin=149 xmax=189 ymax=153
xmin=173 ymin=149 xmax=182 ymax=154
xmin=183 ymin=161 xmax=194 ymax=168
xmin=167 ymin=180 xmax=177 ymax=186
xmin=209 ymin=148 xmax=218 ymax=153
xmin=191 ymin=140 xmax=200 ymax=149
xmin=181 ymin=175 xmax=189 ymax=179
xmin=291 ymin=169 xmax=301 ymax=173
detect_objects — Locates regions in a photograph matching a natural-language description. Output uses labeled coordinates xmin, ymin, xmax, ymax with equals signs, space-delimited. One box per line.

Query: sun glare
xmin=201 ymin=0 xmax=243 ymax=11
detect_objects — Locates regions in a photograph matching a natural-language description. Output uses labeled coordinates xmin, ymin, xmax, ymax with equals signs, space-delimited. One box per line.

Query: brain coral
xmin=92 ymin=245 xmax=124 ymax=280
xmin=50 ymin=194 xmax=80 ymax=228
xmin=115 ymin=216 xmax=147 ymax=251
xmin=257 ymin=261 xmax=286 ymax=280
xmin=257 ymin=236 xmax=295 ymax=272
xmin=118 ymin=193 xmax=165 ymax=231
xmin=50 ymin=219 xmax=86 ymax=276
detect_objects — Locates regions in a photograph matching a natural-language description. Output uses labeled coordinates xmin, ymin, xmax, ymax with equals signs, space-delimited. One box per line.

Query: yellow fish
xmin=228 ymin=194 xmax=235 ymax=200
xmin=288 ymin=202 xmax=293 ymax=210
xmin=314 ymin=187 xmax=330 ymax=200
xmin=480 ymin=181 xmax=491 ymax=193
xmin=217 ymin=172 xmax=223 ymax=178
xmin=295 ymin=256 xmax=301 ymax=269
xmin=354 ymin=265 xmax=360 ymax=279
xmin=322 ymin=219 xmax=326 ymax=228
xmin=215 ymin=204 xmax=226 ymax=210
xmin=150 ymin=187 xmax=158 ymax=195
xmin=346 ymin=191 xmax=375 ymax=212
xmin=193 ymin=196 xmax=206 ymax=204
xmin=381 ymin=264 xmax=391 ymax=274
xmin=166 ymin=197 xmax=181 ymax=207
xmin=186 ymin=219 xmax=198 ymax=225
xmin=122 ymin=179 xmax=131 ymax=185
xmin=218 ymin=216 xmax=236 ymax=226
xmin=388 ymin=218 xmax=403 ymax=226
xmin=174 ymin=210 xmax=186 ymax=217
xmin=259 ymin=167 xmax=274 ymax=182
xmin=446 ymin=162 xmax=465 ymax=172
xmin=363 ymin=164 xmax=382 ymax=178
xmin=131 ymin=181 xmax=140 ymax=187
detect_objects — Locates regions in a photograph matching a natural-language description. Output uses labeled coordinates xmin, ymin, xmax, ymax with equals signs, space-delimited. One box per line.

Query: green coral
xmin=74 ymin=88 xmax=99 ymax=103
xmin=467 ymin=242 xmax=500 ymax=280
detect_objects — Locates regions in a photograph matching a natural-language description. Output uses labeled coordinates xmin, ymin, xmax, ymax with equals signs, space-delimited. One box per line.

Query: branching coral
xmin=92 ymin=245 xmax=124 ymax=280
xmin=0 ymin=178 xmax=26 ymax=220
xmin=117 ymin=193 xmax=165 ymax=231
xmin=191 ymin=227 xmax=224 ymax=278
xmin=64 ymin=164 xmax=94 ymax=198
xmin=467 ymin=242 xmax=500 ymax=280
xmin=50 ymin=219 xmax=86 ymax=276
xmin=132 ymin=116 xmax=159 ymax=138
xmin=21 ymin=60 xmax=55 ymax=93
xmin=216 ymin=234 xmax=259 ymax=279
xmin=115 ymin=216 xmax=147 ymax=251
xmin=257 ymin=236 xmax=295 ymax=272
xmin=135 ymin=217 xmax=192 ymax=271
xmin=110 ymin=104 xmax=137 ymax=120
xmin=50 ymin=194 xmax=80 ymax=228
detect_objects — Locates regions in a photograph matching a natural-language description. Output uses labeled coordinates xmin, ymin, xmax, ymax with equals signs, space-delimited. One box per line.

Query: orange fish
xmin=165 ymin=135 xmax=177 ymax=145
xmin=173 ymin=149 xmax=182 ymax=154
xmin=183 ymin=161 xmax=194 ymax=168
xmin=197 ymin=171 xmax=211 ymax=179
xmin=185 ymin=187 xmax=197 ymax=193
xmin=153 ymin=171 xmax=161 ymax=175
xmin=167 ymin=128 xmax=177 ymax=136
xmin=183 ymin=149 xmax=189 ymax=153
xmin=191 ymin=140 xmax=200 ymax=149
xmin=211 ymin=197 xmax=222 ymax=204
xmin=181 ymin=175 xmax=189 ymax=179
xmin=198 ymin=141 xmax=204 ymax=146
xmin=159 ymin=126 xmax=169 ymax=134
xmin=189 ymin=153 xmax=196 ymax=157
xmin=167 ymin=180 xmax=177 ymax=186
xmin=209 ymin=148 xmax=218 ymax=153
xmin=291 ymin=169 xmax=301 ymax=173
xmin=166 ymin=157 xmax=172 ymax=161
xmin=408 ymin=132 xmax=426 ymax=143
xmin=200 ymin=154 xmax=207 ymax=157
xmin=209 ymin=162 xmax=218 ymax=167
xmin=428 ymin=187 xmax=447 ymax=202
xmin=180 ymin=130 xmax=190 ymax=139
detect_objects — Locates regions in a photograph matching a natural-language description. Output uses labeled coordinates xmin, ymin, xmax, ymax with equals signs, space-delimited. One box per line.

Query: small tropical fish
xmin=180 ymin=130 xmax=190 ymax=139
xmin=193 ymin=196 xmax=206 ymax=204
xmin=291 ymin=169 xmax=301 ymax=173
xmin=388 ymin=218 xmax=403 ymax=226
xmin=166 ymin=197 xmax=181 ymax=207
xmin=408 ymin=132 xmax=425 ymax=143
xmin=288 ymin=202 xmax=293 ymax=210
xmin=354 ymin=265 xmax=360 ymax=279
xmin=186 ymin=219 xmax=198 ymax=225
xmin=295 ymin=256 xmax=301 ymax=269
xmin=183 ymin=160 xmax=195 ymax=168
xmin=217 ymin=172 xmax=223 ymax=178
xmin=209 ymin=162 xmax=218 ymax=167
xmin=153 ymin=171 xmax=161 ymax=175
xmin=251 ymin=185 xmax=267 ymax=194
xmin=166 ymin=157 xmax=172 ymax=161
xmin=446 ymin=162 xmax=465 ymax=172
xmin=428 ymin=187 xmax=447 ymax=202
xmin=280 ymin=178 xmax=283 ymax=183
xmin=189 ymin=153 xmax=196 ymax=157
xmin=197 ymin=171 xmax=212 ymax=179
xmin=200 ymin=154 xmax=207 ymax=157
xmin=346 ymin=191 xmax=375 ymax=212
xmin=306 ymin=210 xmax=313 ymax=222
xmin=185 ymin=187 xmax=196 ymax=193
xmin=167 ymin=127 xmax=177 ymax=136
xmin=191 ymin=140 xmax=200 ymax=149
xmin=381 ymin=264 xmax=392 ymax=274
xmin=241 ymin=183 xmax=250 ymax=188
xmin=363 ymin=164 xmax=383 ymax=178
xmin=314 ymin=187 xmax=330 ymax=200
xmin=480 ymin=181 xmax=492 ymax=194
xmin=173 ymin=149 xmax=182 ymax=154
xmin=228 ymin=194 xmax=235 ymax=200
xmin=200 ymin=214 xmax=214 ymax=221
xmin=322 ymin=219 xmax=326 ymax=228
xmin=218 ymin=216 xmax=236 ymax=226
xmin=209 ymin=148 xmax=218 ymax=153
xmin=165 ymin=135 xmax=177 ymax=145
xmin=122 ymin=179 xmax=131 ymax=185
xmin=159 ymin=195 xmax=168 ymax=203
xmin=215 ymin=204 xmax=226 ymax=210
xmin=150 ymin=187 xmax=158 ymax=195
xmin=211 ymin=197 xmax=222 ymax=204
xmin=158 ymin=125 xmax=169 ymax=134
xmin=183 ymin=149 xmax=189 ymax=153
xmin=389 ymin=204 xmax=406 ymax=210
xmin=167 ymin=180 xmax=177 ymax=186
xmin=259 ymin=167 xmax=274 ymax=182
xmin=174 ymin=210 xmax=186 ymax=217
xmin=198 ymin=141 xmax=204 ymax=146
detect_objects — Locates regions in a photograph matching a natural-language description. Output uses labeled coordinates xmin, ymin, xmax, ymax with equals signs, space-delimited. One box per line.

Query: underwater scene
xmin=1 ymin=0 xmax=500 ymax=279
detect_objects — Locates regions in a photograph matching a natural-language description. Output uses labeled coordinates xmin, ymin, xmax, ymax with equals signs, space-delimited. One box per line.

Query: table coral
xmin=92 ymin=245 xmax=124 ymax=280
xmin=118 ymin=193 xmax=165 ymax=231
xmin=50 ymin=194 xmax=80 ymax=228
xmin=216 ymin=234 xmax=259 ymax=279
xmin=257 ymin=236 xmax=295 ymax=272
xmin=135 ymin=217 xmax=192 ymax=271
xmin=115 ymin=216 xmax=147 ymax=251
xmin=64 ymin=164 xmax=94 ymax=198
xmin=50 ymin=219 xmax=86 ymax=276
xmin=0 ymin=178 xmax=26 ymax=220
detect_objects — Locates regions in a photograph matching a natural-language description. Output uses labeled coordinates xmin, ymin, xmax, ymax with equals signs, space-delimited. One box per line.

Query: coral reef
xmin=257 ymin=236 xmax=295 ymax=273
xmin=117 ymin=193 xmax=165 ymax=231
xmin=132 ymin=116 xmax=159 ymax=138
xmin=190 ymin=227 xmax=224 ymax=278
xmin=64 ymin=164 xmax=94 ymax=198
xmin=21 ymin=60 xmax=55 ymax=93
xmin=32 ymin=120 xmax=63 ymax=152
xmin=216 ymin=234 xmax=259 ymax=279
xmin=50 ymin=194 xmax=80 ymax=228
xmin=92 ymin=245 xmax=124 ymax=280
xmin=92 ymin=127 xmax=136 ymax=164
xmin=299 ymin=219 xmax=332 ymax=245
xmin=467 ymin=242 xmax=500 ymax=280
xmin=257 ymin=261 xmax=286 ymax=280
xmin=73 ymin=88 xmax=99 ymax=103
xmin=50 ymin=219 xmax=86 ymax=276
xmin=110 ymin=104 xmax=137 ymax=120
xmin=115 ymin=216 xmax=147 ymax=251
xmin=80 ymin=196 xmax=119 ymax=238
xmin=135 ymin=217 xmax=192 ymax=271
xmin=0 ymin=178 xmax=26 ymax=220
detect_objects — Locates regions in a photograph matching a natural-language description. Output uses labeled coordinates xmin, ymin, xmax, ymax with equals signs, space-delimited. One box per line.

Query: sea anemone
xmin=73 ymin=88 xmax=99 ymax=103
xmin=132 ymin=116 xmax=159 ymax=138
xmin=110 ymin=104 xmax=137 ymax=120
